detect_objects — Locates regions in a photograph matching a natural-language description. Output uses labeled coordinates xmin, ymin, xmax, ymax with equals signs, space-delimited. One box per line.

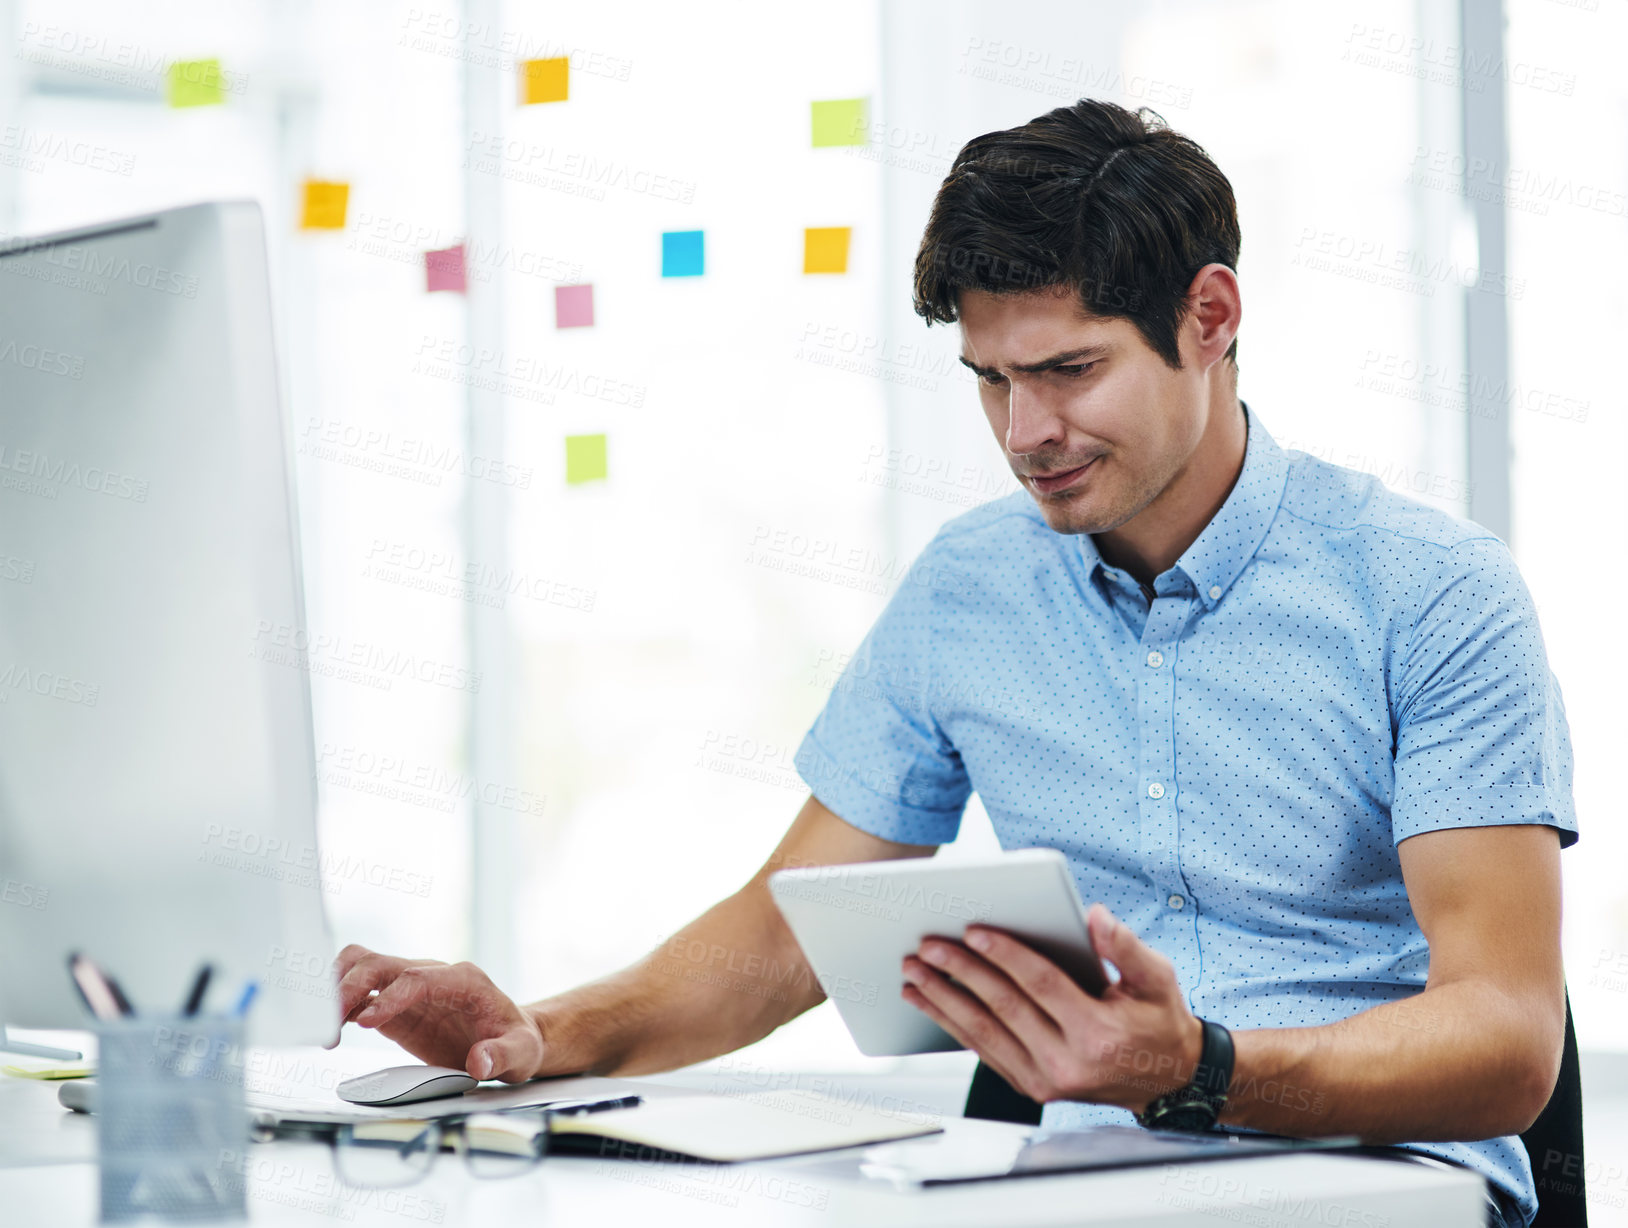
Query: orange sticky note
xmin=519 ymin=57 xmax=569 ymax=105
xmin=300 ymin=180 xmax=349 ymax=230
xmin=803 ymin=227 xmax=851 ymax=274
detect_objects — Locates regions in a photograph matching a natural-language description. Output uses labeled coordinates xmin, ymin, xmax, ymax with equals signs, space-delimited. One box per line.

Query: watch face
xmin=1147 ymin=1106 xmax=1216 ymax=1132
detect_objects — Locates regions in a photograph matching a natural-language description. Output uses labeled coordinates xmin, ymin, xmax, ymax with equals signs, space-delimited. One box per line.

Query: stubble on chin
xmin=1026 ymin=467 xmax=1156 ymax=537
xmin=1028 ymin=489 xmax=1113 ymax=536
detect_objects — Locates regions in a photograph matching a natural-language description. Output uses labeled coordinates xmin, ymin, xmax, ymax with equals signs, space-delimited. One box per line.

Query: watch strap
xmin=1134 ymin=1018 xmax=1234 ymax=1131
xmin=1193 ymin=1016 xmax=1235 ymax=1099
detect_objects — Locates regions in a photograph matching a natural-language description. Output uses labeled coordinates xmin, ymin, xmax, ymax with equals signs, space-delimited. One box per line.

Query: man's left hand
xmin=901 ymin=904 xmax=1203 ymax=1112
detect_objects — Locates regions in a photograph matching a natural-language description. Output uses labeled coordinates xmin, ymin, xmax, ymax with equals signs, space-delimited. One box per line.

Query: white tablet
xmin=768 ymin=849 xmax=1108 ymax=1056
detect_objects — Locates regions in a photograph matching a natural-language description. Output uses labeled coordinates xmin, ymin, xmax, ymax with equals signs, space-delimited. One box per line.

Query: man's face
xmin=958 ymin=287 xmax=1211 ymax=536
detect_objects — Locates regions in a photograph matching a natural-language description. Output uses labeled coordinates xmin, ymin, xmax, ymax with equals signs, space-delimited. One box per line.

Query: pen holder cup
xmin=95 ymin=1015 xmax=250 ymax=1223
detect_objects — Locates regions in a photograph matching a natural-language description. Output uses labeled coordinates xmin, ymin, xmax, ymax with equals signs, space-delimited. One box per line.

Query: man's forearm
xmin=1217 ymin=980 xmax=1562 ymax=1143
xmin=524 ymin=879 xmax=825 ymax=1078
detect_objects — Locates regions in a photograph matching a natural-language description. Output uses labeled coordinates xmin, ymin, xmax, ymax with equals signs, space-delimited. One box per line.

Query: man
xmin=334 ymin=100 xmax=1573 ymax=1227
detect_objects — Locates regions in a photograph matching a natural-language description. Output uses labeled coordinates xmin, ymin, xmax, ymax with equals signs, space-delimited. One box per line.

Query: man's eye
xmin=978 ymin=371 xmax=1008 ymax=387
xmin=1054 ymin=363 xmax=1093 ymax=377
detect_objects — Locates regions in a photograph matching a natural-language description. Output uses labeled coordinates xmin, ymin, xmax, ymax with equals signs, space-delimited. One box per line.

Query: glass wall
xmin=8 ymin=0 xmax=1607 ymax=1076
xmin=1506 ymin=0 xmax=1628 ymax=1051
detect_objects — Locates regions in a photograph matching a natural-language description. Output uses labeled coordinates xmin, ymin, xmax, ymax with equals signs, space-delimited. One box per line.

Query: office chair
xmin=963 ymin=993 xmax=1586 ymax=1227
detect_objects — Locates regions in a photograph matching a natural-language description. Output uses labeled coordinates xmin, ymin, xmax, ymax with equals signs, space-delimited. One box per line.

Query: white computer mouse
xmin=336 ymin=1065 xmax=478 ymax=1106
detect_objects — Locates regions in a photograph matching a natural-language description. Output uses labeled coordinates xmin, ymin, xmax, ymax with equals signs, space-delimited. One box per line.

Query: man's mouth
xmin=1026 ymin=456 xmax=1100 ymax=495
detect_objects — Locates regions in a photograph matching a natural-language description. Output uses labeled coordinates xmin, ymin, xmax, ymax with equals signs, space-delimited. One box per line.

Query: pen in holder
xmin=95 ymin=1014 xmax=249 ymax=1223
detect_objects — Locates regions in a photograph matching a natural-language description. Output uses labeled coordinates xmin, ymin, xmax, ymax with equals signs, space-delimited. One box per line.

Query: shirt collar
xmin=1076 ymin=402 xmax=1288 ymax=610
xmin=1177 ymin=403 xmax=1288 ymax=609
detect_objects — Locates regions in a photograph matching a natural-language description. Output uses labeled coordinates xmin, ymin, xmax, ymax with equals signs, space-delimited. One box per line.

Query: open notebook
xmin=70 ymin=1063 xmax=943 ymax=1164
xmin=543 ymin=1089 xmax=942 ymax=1162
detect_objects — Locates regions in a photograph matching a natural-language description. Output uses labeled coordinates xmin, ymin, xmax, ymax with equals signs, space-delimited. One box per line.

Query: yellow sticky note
xmin=519 ymin=57 xmax=569 ymax=105
xmin=167 ymin=58 xmax=225 ymax=108
xmin=565 ymin=434 xmax=607 ymax=485
xmin=811 ymin=98 xmax=868 ymax=147
xmin=300 ymin=180 xmax=350 ymax=230
xmin=803 ymin=227 xmax=851 ymax=274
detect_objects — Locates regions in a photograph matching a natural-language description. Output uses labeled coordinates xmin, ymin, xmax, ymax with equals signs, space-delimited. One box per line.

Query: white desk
xmin=0 ymin=1064 xmax=1486 ymax=1227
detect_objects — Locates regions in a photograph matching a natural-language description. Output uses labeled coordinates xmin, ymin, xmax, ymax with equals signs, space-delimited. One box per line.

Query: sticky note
xmin=662 ymin=230 xmax=704 ymax=277
xmin=167 ymin=58 xmax=225 ymax=108
xmin=300 ymin=180 xmax=350 ymax=230
xmin=565 ymin=434 xmax=607 ymax=485
xmin=426 ymin=244 xmax=467 ymax=293
xmin=520 ymin=57 xmax=569 ymax=105
xmin=555 ymin=283 xmax=594 ymax=328
xmin=811 ymin=98 xmax=868 ymax=147
xmin=803 ymin=227 xmax=851 ymax=274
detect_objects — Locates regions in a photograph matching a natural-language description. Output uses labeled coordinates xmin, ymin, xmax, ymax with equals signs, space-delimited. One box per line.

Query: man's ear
xmin=1184 ymin=263 xmax=1241 ymax=372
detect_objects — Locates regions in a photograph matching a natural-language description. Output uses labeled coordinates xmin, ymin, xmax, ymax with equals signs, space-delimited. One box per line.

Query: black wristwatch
xmin=1135 ymin=1018 xmax=1234 ymax=1132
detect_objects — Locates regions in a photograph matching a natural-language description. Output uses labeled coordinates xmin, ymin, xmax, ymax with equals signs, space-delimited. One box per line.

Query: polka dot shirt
xmin=794 ymin=404 xmax=1576 ymax=1219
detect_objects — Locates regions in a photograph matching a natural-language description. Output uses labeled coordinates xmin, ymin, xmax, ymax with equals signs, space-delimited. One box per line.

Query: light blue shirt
xmin=796 ymin=405 xmax=1575 ymax=1222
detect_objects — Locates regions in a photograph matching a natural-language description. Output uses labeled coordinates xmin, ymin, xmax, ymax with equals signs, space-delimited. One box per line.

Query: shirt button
xmin=1168 ymin=894 xmax=1185 ymax=910
xmin=1146 ymin=651 xmax=1164 ymax=668
xmin=1147 ymin=782 xmax=1165 ymax=799
xmin=1208 ymin=585 xmax=1222 ymax=601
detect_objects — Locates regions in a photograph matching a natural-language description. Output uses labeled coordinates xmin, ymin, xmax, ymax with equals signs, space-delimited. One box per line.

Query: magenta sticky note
xmin=555 ymin=283 xmax=594 ymax=328
xmin=425 ymin=244 xmax=467 ymax=293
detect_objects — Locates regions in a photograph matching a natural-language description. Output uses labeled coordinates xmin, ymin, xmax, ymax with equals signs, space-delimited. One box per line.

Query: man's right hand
xmin=326 ymin=798 xmax=936 ymax=1082
xmin=328 ymin=945 xmax=557 ymax=1082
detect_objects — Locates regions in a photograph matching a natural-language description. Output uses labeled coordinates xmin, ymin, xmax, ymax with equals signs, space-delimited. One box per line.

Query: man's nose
xmin=1005 ymin=383 xmax=1065 ymax=457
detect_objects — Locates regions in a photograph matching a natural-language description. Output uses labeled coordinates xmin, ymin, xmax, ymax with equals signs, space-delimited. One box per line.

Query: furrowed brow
xmin=958 ymin=345 xmax=1109 ymax=378
xmin=1009 ymin=345 xmax=1109 ymax=374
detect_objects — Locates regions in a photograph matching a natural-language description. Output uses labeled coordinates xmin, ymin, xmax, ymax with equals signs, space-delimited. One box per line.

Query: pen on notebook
xmin=66 ymin=953 xmax=124 ymax=1023
xmin=180 ymin=964 xmax=214 ymax=1017
xmin=544 ymin=1094 xmax=643 ymax=1116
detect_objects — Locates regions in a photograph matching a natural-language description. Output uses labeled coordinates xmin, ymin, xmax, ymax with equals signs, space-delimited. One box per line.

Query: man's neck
xmin=1093 ymin=394 xmax=1248 ymax=589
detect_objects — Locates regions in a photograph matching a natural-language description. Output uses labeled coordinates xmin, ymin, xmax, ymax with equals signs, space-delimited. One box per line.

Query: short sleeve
xmin=794 ymin=545 xmax=971 ymax=845
xmin=1391 ymin=536 xmax=1577 ymax=848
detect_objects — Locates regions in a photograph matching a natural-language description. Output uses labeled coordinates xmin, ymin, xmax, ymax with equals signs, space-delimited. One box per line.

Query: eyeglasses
xmin=331 ymin=1108 xmax=550 ymax=1187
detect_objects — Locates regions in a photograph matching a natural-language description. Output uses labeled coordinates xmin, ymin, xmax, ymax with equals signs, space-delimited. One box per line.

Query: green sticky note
xmin=565 ymin=434 xmax=607 ymax=485
xmin=167 ymin=59 xmax=226 ymax=108
xmin=811 ymin=98 xmax=868 ymax=147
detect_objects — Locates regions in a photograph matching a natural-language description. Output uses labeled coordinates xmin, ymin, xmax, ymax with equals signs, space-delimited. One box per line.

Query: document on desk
xmin=828 ymin=1125 xmax=1358 ymax=1187
xmin=244 ymin=1072 xmax=663 ymax=1127
xmin=246 ymin=1073 xmax=942 ymax=1162
xmin=546 ymin=1089 xmax=942 ymax=1162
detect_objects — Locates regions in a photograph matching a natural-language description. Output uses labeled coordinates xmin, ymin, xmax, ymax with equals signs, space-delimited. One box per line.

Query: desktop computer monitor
xmin=0 ymin=202 xmax=337 ymax=1044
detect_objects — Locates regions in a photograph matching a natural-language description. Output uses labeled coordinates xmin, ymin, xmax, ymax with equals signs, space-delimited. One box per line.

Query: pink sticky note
xmin=555 ymin=283 xmax=594 ymax=328
xmin=425 ymin=244 xmax=467 ymax=293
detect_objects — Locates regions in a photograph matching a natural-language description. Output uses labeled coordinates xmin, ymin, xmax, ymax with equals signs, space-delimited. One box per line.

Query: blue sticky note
xmin=662 ymin=230 xmax=705 ymax=278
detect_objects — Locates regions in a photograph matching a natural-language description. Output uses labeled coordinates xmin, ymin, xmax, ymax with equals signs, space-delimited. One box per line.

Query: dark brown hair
xmin=913 ymin=99 xmax=1240 ymax=369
